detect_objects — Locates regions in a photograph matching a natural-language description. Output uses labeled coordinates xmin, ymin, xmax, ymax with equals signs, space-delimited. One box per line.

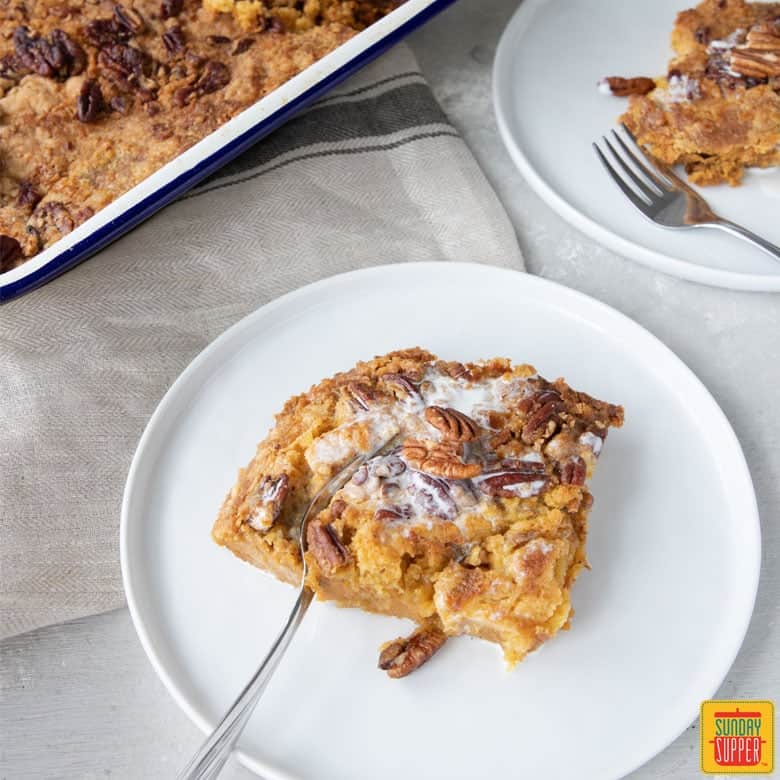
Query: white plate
xmin=493 ymin=0 xmax=780 ymax=291
xmin=121 ymin=262 xmax=760 ymax=780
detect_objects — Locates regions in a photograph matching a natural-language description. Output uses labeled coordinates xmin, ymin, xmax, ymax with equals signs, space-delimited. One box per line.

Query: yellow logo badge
xmin=701 ymin=700 xmax=774 ymax=774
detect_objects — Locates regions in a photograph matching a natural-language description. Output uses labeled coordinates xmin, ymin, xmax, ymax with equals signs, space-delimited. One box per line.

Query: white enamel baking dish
xmin=0 ymin=0 xmax=454 ymax=301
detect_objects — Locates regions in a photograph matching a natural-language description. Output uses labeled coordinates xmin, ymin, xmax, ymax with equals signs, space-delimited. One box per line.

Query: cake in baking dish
xmin=0 ymin=0 xmax=401 ymax=273
xmin=213 ymin=348 xmax=624 ymax=677
xmin=601 ymin=0 xmax=780 ymax=186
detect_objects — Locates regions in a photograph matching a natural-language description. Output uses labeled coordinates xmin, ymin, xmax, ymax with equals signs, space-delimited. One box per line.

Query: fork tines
xmin=593 ymin=127 xmax=680 ymax=215
xmin=593 ymin=123 xmax=780 ymax=260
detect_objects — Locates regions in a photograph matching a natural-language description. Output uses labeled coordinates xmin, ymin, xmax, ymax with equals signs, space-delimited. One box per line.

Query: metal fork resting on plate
xmin=594 ymin=124 xmax=780 ymax=263
xmin=178 ymin=432 xmax=403 ymax=780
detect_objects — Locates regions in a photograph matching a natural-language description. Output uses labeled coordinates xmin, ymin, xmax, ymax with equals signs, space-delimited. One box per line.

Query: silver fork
xmin=178 ymin=432 xmax=402 ymax=780
xmin=594 ymin=125 xmax=780 ymax=263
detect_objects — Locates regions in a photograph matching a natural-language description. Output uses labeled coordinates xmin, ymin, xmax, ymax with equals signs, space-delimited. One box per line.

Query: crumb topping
xmin=296 ymin=365 xmax=609 ymax=535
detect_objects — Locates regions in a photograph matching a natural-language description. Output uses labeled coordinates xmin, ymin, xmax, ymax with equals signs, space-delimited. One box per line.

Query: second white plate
xmin=494 ymin=0 xmax=780 ymax=291
xmin=121 ymin=263 xmax=760 ymax=780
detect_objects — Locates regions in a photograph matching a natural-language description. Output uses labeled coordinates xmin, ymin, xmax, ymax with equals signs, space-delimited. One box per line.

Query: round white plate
xmin=121 ymin=263 xmax=760 ymax=780
xmin=493 ymin=0 xmax=780 ymax=291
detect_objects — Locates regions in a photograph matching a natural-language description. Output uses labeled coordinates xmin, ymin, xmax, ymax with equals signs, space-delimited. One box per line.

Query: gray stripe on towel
xmin=187 ymin=128 xmax=460 ymax=200
xmin=200 ymin=81 xmax=450 ymax=185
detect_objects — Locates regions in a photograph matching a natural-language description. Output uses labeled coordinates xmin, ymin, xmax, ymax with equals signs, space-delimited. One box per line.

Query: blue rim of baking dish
xmin=0 ymin=0 xmax=456 ymax=303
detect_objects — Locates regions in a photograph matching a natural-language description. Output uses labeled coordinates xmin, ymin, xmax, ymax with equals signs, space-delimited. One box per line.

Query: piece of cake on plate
xmin=601 ymin=0 xmax=780 ymax=186
xmin=213 ymin=348 xmax=624 ymax=677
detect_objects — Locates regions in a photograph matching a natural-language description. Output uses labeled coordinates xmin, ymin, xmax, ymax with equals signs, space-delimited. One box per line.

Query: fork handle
xmin=710 ymin=219 xmax=780 ymax=263
xmin=178 ymin=587 xmax=314 ymax=780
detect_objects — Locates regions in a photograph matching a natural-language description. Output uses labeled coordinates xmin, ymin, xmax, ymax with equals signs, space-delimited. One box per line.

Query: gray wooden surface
xmin=1 ymin=1 xmax=778 ymax=778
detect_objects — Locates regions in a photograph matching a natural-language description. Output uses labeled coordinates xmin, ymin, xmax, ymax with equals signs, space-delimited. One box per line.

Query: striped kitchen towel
xmin=0 ymin=43 xmax=524 ymax=640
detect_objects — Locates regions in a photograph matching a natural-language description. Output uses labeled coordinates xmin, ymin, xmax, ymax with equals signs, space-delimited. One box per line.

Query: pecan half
xmin=558 ymin=456 xmax=586 ymax=486
xmin=161 ymin=0 xmax=184 ymax=19
xmin=378 ymin=626 xmax=446 ymax=678
xmin=402 ymin=439 xmax=481 ymax=480
xmin=84 ymin=18 xmax=130 ymax=47
xmin=99 ymin=41 xmax=154 ymax=84
xmin=475 ymin=460 xmax=547 ymax=498
xmin=306 ymin=521 xmax=350 ymax=574
xmin=379 ymin=372 xmax=421 ymax=399
xmin=440 ymin=361 xmax=473 ymax=381
xmin=372 ymin=455 xmax=406 ymax=478
xmin=173 ymin=58 xmax=230 ymax=106
xmin=247 ymin=474 xmax=289 ymax=531
xmin=53 ymin=29 xmax=87 ymax=75
xmin=345 ymin=381 xmax=375 ymax=411
xmin=16 ymin=181 xmax=41 ymax=210
xmin=0 ymin=235 xmax=22 ymax=272
xmin=379 ymin=481 xmax=401 ymax=500
xmin=13 ymin=26 xmax=86 ymax=79
xmin=520 ymin=389 xmax=563 ymax=445
xmin=744 ymin=20 xmax=780 ymax=50
xmin=374 ymin=505 xmax=413 ymax=523
xmin=600 ymin=76 xmax=656 ymax=96
xmin=730 ymin=24 xmax=780 ymax=78
xmin=172 ymin=86 xmax=191 ymax=106
xmin=407 ymin=471 xmax=458 ymax=520
xmin=162 ymin=26 xmax=185 ymax=55
xmin=731 ymin=49 xmax=780 ymax=78
xmin=194 ymin=60 xmax=230 ymax=94
xmin=330 ymin=499 xmax=346 ymax=519
xmin=114 ymin=4 xmax=145 ymax=35
xmin=425 ymin=406 xmax=480 ymax=442
xmin=77 ymin=79 xmax=106 ymax=123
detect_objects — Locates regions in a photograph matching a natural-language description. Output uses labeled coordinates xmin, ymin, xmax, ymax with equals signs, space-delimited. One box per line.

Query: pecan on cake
xmin=213 ymin=348 xmax=624 ymax=677
xmin=600 ymin=0 xmax=780 ymax=186
xmin=0 ymin=0 xmax=401 ymax=274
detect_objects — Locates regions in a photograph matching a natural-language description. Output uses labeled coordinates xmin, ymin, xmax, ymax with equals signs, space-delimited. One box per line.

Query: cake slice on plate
xmin=213 ymin=348 xmax=623 ymax=677
xmin=602 ymin=0 xmax=780 ymax=186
